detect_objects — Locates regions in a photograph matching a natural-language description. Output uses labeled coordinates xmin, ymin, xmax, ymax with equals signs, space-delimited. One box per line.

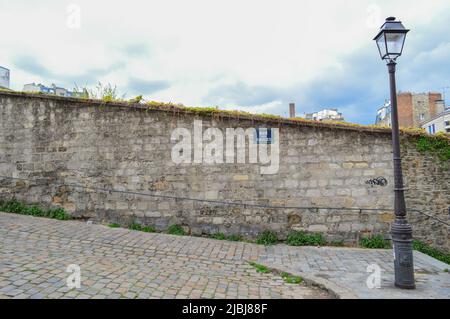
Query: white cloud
xmin=0 ymin=0 xmax=449 ymax=122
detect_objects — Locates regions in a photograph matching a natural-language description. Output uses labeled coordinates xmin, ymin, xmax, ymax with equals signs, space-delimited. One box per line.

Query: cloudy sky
xmin=0 ymin=0 xmax=449 ymax=124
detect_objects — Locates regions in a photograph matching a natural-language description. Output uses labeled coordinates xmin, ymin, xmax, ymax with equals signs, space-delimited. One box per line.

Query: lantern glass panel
xmin=376 ymin=33 xmax=387 ymax=59
xmin=385 ymin=32 xmax=405 ymax=59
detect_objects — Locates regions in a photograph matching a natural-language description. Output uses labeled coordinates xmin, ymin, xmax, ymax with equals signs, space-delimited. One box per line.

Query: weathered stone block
xmin=308 ymin=224 xmax=328 ymax=232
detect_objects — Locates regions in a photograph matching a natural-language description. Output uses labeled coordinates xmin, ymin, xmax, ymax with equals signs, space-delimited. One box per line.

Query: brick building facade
xmin=376 ymin=92 xmax=445 ymax=128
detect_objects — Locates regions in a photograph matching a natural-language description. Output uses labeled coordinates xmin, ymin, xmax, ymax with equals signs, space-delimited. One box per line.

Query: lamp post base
xmin=395 ymin=282 xmax=416 ymax=289
xmin=392 ymin=220 xmax=416 ymax=289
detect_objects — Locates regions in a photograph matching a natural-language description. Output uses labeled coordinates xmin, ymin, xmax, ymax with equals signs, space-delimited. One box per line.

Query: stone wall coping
xmin=0 ymin=90 xmax=441 ymax=138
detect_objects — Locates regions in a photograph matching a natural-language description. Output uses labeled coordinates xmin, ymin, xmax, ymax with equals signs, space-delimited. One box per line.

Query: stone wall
xmin=0 ymin=92 xmax=448 ymax=250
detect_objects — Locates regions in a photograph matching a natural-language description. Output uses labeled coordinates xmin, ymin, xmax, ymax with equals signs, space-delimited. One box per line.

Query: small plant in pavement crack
xmin=249 ymin=262 xmax=304 ymax=285
xmin=281 ymin=272 xmax=303 ymax=284
xmin=248 ymin=262 xmax=271 ymax=274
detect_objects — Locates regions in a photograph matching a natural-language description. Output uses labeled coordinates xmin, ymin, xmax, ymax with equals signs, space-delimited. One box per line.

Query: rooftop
xmin=420 ymin=109 xmax=450 ymax=126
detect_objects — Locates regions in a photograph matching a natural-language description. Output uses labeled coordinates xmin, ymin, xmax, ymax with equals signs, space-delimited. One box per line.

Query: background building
xmin=421 ymin=109 xmax=450 ymax=134
xmin=304 ymin=108 xmax=344 ymax=121
xmin=23 ymin=83 xmax=73 ymax=97
xmin=376 ymin=92 xmax=444 ymax=128
xmin=0 ymin=66 xmax=10 ymax=89
xmin=375 ymin=100 xmax=391 ymax=126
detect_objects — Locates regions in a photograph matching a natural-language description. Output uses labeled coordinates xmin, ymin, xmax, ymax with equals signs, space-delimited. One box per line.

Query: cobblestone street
xmin=0 ymin=213 xmax=449 ymax=299
xmin=0 ymin=213 xmax=329 ymax=299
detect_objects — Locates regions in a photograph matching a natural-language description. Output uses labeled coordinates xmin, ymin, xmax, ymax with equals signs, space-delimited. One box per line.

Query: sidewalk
xmin=257 ymin=245 xmax=450 ymax=298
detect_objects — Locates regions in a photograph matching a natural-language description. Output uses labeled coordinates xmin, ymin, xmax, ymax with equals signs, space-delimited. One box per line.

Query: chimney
xmin=289 ymin=103 xmax=296 ymax=118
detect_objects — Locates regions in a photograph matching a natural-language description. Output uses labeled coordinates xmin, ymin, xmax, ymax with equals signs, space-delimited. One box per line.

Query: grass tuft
xmin=141 ymin=226 xmax=156 ymax=233
xmin=248 ymin=262 xmax=271 ymax=273
xmin=413 ymin=240 xmax=450 ymax=265
xmin=0 ymin=199 xmax=71 ymax=220
xmin=281 ymin=272 xmax=303 ymax=284
xmin=167 ymin=224 xmax=186 ymax=236
xmin=359 ymin=235 xmax=391 ymax=249
xmin=226 ymin=234 xmax=243 ymax=242
xmin=212 ymin=232 xmax=226 ymax=240
xmin=286 ymin=231 xmax=326 ymax=246
xmin=256 ymin=230 xmax=278 ymax=245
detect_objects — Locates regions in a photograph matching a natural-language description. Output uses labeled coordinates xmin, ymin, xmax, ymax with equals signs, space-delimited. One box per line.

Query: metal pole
xmin=387 ymin=61 xmax=416 ymax=289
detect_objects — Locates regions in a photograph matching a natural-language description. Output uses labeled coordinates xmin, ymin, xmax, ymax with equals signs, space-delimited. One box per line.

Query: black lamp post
xmin=374 ymin=17 xmax=415 ymax=289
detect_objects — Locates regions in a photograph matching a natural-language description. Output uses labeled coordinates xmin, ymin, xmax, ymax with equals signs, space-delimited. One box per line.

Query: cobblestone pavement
xmin=1 ymin=213 xmax=449 ymax=299
xmin=0 ymin=213 xmax=329 ymax=299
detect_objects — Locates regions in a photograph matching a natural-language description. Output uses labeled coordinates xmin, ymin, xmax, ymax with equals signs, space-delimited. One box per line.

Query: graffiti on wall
xmin=365 ymin=177 xmax=388 ymax=187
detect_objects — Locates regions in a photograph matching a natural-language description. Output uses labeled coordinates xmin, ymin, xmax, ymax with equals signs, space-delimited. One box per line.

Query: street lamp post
xmin=374 ymin=17 xmax=415 ymax=289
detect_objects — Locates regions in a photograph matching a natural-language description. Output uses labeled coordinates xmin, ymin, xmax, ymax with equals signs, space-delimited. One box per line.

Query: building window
xmin=445 ymin=121 xmax=450 ymax=126
xmin=419 ymin=113 xmax=425 ymax=121
xmin=428 ymin=124 xmax=436 ymax=134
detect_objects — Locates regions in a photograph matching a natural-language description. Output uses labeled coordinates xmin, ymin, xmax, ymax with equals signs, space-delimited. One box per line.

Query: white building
xmin=304 ymin=108 xmax=344 ymax=121
xmin=23 ymin=83 xmax=72 ymax=97
xmin=421 ymin=109 xmax=450 ymax=134
xmin=0 ymin=66 xmax=10 ymax=89
xmin=375 ymin=100 xmax=392 ymax=126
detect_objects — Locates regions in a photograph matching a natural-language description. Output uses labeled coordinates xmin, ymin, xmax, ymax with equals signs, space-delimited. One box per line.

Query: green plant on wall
xmin=415 ymin=134 xmax=450 ymax=162
xmin=72 ymin=82 xmax=125 ymax=102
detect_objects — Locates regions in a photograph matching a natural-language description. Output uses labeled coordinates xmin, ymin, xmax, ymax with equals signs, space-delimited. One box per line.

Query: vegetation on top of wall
xmin=0 ymin=199 xmax=71 ymax=220
xmin=128 ymin=95 xmax=143 ymax=104
xmin=413 ymin=240 xmax=450 ymax=265
xmin=3 ymin=89 xmax=450 ymax=139
xmin=86 ymin=82 xmax=125 ymax=102
xmin=72 ymin=84 xmax=90 ymax=99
